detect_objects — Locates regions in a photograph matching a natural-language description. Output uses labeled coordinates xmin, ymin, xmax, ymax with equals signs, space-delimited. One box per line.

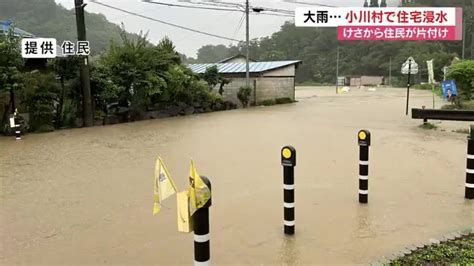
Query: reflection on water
xmin=279 ymin=236 xmax=300 ymax=266
xmin=355 ymin=205 xmax=377 ymax=239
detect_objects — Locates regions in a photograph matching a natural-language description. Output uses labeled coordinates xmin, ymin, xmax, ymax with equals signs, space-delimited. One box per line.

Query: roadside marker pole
xmin=358 ymin=130 xmax=371 ymax=204
xmin=281 ymin=146 xmax=296 ymax=235
xmin=193 ymin=176 xmax=212 ymax=266
xmin=466 ymin=125 xmax=474 ymax=199
xmin=11 ymin=109 xmax=21 ymax=140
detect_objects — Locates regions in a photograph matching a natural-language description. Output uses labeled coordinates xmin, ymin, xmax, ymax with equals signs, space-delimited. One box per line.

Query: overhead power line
xmin=144 ymin=0 xmax=294 ymax=17
xmin=282 ymin=0 xmax=336 ymax=7
xmin=142 ymin=0 xmax=241 ymax=12
xmin=89 ymin=0 xmax=242 ymax=42
xmin=200 ymin=0 xmax=244 ymax=9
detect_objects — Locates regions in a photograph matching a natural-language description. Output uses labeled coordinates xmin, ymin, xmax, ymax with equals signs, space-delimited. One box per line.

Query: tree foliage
xmin=194 ymin=1 xmax=473 ymax=84
xmin=96 ymin=31 xmax=220 ymax=119
xmin=200 ymin=65 xmax=231 ymax=95
xmin=98 ymin=31 xmax=168 ymax=114
xmin=0 ymin=0 xmax=141 ymax=53
xmin=369 ymin=0 xmax=379 ymax=7
xmin=0 ymin=30 xmax=24 ymax=95
xmin=22 ymin=72 xmax=60 ymax=131
xmin=237 ymin=86 xmax=252 ymax=107
xmin=446 ymin=60 xmax=474 ymax=101
xmin=0 ymin=30 xmax=24 ymax=130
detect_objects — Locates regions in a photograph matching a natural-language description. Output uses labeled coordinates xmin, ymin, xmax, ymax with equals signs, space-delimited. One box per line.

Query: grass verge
xmin=390 ymin=234 xmax=474 ymax=265
xmin=419 ymin=123 xmax=437 ymax=130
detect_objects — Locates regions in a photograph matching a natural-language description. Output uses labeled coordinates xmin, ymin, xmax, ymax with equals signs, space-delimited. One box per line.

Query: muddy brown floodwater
xmin=1 ymin=87 xmax=473 ymax=265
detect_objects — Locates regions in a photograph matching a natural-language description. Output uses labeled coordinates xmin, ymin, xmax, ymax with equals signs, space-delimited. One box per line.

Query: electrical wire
xmin=142 ymin=0 xmax=242 ymax=12
xmin=147 ymin=0 xmax=294 ymax=16
xmin=231 ymin=12 xmax=246 ymax=40
xmin=89 ymin=0 xmax=242 ymax=42
xmin=282 ymin=0 xmax=336 ymax=7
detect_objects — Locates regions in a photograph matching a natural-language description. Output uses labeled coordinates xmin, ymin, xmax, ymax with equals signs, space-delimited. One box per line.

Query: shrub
xmin=36 ymin=124 xmax=55 ymax=133
xmin=419 ymin=123 xmax=437 ymax=130
xmin=441 ymin=104 xmax=458 ymax=110
xmin=446 ymin=60 xmax=474 ymax=101
xmin=391 ymin=76 xmax=410 ymax=88
xmin=414 ymin=83 xmax=434 ymax=90
xmin=237 ymin=86 xmax=252 ymax=107
xmin=261 ymin=99 xmax=275 ymax=106
xmin=275 ymin=97 xmax=293 ymax=104
xmin=441 ymin=100 xmax=474 ymax=110
xmin=61 ymin=101 xmax=76 ymax=128
xmin=22 ymin=72 xmax=59 ymax=132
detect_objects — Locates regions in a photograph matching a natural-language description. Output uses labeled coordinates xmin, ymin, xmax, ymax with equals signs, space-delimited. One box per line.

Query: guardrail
xmin=411 ymin=108 xmax=474 ymax=123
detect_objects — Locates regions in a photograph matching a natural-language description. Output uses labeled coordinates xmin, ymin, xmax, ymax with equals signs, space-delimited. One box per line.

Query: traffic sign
xmin=401 ymin=57 xmax=418 ymax=75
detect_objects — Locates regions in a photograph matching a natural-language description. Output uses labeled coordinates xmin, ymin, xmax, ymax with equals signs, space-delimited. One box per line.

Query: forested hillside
xmin=0 ymin=0 xmax=137 ymax=53
xmin=194 ymin=0 xmax=473 ymax=84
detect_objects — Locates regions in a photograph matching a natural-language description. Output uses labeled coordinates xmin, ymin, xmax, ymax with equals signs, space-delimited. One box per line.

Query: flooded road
xmin=1 ymin=87 xmax=473 ymax=265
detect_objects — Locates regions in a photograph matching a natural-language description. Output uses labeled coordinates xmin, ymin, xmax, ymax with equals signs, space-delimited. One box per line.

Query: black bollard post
xmin=358 ymin=130 xmax=371 ymax=204
xmin=466 ymin=125 xmax=474 ymax=199
xmin=281 ymin=146 xmax=296 ymax=235
xmin=193 ymin=176 xmax=212 ymax=266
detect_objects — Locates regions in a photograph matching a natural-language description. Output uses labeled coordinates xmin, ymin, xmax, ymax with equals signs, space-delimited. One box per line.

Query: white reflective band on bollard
xmin=283 ymin=202 xmax=295 ymax=208
xmin=466 ymin=169 xmax=474 ymax=174
xmin=466 ymin=183 xmax=474 ymax=188
xmin=359 ymin=175 xmax=369 ymax=180
xmin=284 ymin=220 xmax=295 ymax=226
xmin=194 ymin=234 xmax=210 ymax=243
xmin=359 ymin=160 xmax=369 ymax=165
xmin=359 ymin=189 xmax=368 ymax=195
xmin=283 ymin=184 xmax=294 ymax=190
xmin=467 ymin=154 xmax=474 ymax=159
xmin=194 ymin=260 xmax=210 ymax=266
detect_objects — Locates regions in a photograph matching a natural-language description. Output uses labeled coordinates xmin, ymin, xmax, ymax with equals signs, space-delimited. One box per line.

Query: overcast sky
xmin=55 ymin=0 xmax=400 ymax=57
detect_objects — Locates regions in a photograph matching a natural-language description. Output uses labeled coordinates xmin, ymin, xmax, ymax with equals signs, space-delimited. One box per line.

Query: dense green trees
xmin=446 ymin=60 xmax=474 ymax=101
xmin=0 ymin=0 xmax=140 ymax=53
xmin=0 ymin=29 xmax=226 ymax=133
xmin=200 ymin=66 xmax=230 ymax=95
xmin=0 ymin=30 xmax=24 ymax=131
xmin=194 ymin=1 xmax=473 ymax=85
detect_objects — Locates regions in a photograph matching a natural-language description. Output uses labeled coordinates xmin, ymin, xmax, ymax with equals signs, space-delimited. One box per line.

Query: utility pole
xmin=405 ymin=59 xmax=411 ymax=116
xmin=74 ymin=0 xmax=93 ymax=127
xmin=336 ymin=46 xmax=340 ymax=94
xmin=245 ymin=0 xmax=250 ymax=89
xmin=462 ymin=17 xmax=466 ymax=59
xmin=389 ymin=57 xmax=392 ymax=86
xmin=471 ymin=12 xmax=474 ymax=59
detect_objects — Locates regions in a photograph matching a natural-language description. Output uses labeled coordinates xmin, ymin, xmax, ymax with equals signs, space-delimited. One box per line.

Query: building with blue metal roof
xmin=0 ymin=20 xmax=35 ymax=38
xmin=188 ymin=57 xmax=301 ymax=105
xmin=1 ymin=19 xmax=66 ymax=58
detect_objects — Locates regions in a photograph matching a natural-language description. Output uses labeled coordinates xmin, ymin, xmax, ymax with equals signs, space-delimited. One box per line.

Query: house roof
xmin=0 ymin=20 xmax=35 ymax=38
xmin=216 ymin=54 xmax=256 ymax=63
xmin=188 ymin=60 xmax=302 ymax=74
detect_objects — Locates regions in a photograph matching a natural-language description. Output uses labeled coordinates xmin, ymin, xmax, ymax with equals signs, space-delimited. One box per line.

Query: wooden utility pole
xmin=74 ymin=0 xmax=93 ymax=127
xmin=462 ymin=17 xmax=466 ymax=59
xmin=389 ymin=57 xmax=392 ymax=87
xmin=336 ymin=46 xmax=340 ymax=94
xmin=245 ymin=0 xmax=250 ymax=89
